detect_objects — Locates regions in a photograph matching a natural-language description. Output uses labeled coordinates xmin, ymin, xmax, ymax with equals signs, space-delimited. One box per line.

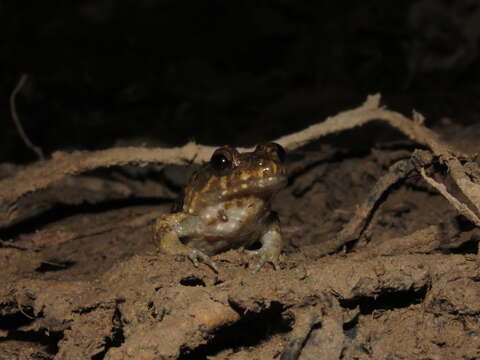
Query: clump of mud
xmin=1 ymin=122 xmax=480 ymax=359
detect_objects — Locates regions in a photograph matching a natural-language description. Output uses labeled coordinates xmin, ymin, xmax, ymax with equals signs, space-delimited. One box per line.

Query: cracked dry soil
xmin=1 ymin=123 xmax=480 ymax=360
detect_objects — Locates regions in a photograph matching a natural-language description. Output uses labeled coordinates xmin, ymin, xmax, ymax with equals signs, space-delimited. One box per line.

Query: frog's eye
xmin=258 ymin=143 xmax=286 ymax=163
xmin=210 ymin=149 xmax=233 ymax=171
xmin=270 ymin=143 xmax=286 ymax=163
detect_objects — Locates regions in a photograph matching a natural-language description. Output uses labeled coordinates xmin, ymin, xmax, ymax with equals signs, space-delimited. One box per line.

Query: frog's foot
xmin=244 ymin=246 xmax=281 ymax=274
xmin=244 ymin=221 xmax=283 ymax=273
xmin=166 ymin=244 xmax=217 ymax=272
xmin=187 ymin=248 xmax=218 ymax=273
xmin=154 ymin=216 xmax=217 ymax=272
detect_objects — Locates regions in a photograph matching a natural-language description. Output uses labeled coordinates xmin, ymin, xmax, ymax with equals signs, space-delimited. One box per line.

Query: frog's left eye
xmin=271 ymin=143 xmax=286 ymax=163
xmin=268 ymin=143 xmax=287 ymax=163
xmin=210 ymin=149 xmax=233 ymax=171
xmin=255 ymin=143 xmax=286 ymax=163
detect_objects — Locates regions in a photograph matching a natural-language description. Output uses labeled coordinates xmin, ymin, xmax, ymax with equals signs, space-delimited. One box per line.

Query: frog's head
xmin=207 ymin=143 xmax=287 ymax=199
xmin=185 ymin=143 xmax=287 ymax=209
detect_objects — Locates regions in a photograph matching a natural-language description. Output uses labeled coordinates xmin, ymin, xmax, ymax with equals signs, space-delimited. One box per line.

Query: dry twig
xmin=10 ymin=74 xmax=45 ymax=161
xmin=0 ymin=93 xmax=477 ymax=232
xmin=419 ymin=167 xmax=480 ymax=226
xmin=329 ymin=159 xmax=415 ymax=252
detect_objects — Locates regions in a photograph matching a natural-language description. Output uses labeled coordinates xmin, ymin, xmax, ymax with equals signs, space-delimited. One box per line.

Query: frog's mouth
xmin=251 ymin=174 xmax=287 ymax=192
xmin=219 ymin=173 xmax=288 ymax=200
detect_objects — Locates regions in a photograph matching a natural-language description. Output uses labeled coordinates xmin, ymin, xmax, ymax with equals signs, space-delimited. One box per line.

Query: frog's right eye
xmin=210 ymin=150 xmax=233 ymax=171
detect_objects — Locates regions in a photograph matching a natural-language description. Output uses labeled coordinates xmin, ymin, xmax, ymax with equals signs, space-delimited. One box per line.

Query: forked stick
xmin=0 ymin=94 xmax=471 ymax=229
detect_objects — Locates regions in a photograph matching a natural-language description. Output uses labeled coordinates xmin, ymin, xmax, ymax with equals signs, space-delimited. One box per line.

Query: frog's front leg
xmin=153 ymin=213 xmax=217 ymax=272
xmin=246 ymin=213 xmax=283 ymax=273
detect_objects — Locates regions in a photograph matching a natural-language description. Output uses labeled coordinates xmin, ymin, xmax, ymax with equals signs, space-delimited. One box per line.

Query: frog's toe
xmin=189 ymin=249 xmax=218 ymax=273
xmin=244 ymin=247 xmax=281 ymax=273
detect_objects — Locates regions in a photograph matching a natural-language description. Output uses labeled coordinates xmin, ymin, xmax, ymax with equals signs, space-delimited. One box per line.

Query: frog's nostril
xmin=262 ymin=166 xmax=273 ymax=177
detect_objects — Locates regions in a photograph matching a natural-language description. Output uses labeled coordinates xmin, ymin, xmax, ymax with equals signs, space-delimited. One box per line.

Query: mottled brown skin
xmin=154 ymin=143 xmax=287 ymax=272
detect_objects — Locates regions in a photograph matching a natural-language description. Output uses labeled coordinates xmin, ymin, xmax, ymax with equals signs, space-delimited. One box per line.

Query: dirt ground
xmin=1 ymin=121 xmax=480 ymax=360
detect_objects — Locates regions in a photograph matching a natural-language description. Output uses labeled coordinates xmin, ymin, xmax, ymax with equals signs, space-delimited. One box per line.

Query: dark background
xmin=2 ymin=0 xmax=480 ymax=163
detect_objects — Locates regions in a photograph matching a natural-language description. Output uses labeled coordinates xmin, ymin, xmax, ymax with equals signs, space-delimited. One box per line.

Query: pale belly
xmin=184 ymin=198 xmax=269 ymax=255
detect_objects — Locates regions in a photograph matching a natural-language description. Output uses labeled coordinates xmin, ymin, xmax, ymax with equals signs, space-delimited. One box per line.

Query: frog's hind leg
xmin=153 ymin=213 xmax=217 ymax=272
xmin=245 ymin=212 xmax=283 ymax=273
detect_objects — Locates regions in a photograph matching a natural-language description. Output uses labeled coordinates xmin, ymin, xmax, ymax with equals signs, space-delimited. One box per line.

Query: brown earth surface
xmin=1 ymin=123 xmax=480 ymax=360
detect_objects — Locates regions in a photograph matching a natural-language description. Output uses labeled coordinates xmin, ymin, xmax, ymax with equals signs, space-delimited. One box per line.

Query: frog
xmin=153 ymin=142 xmax=287 ymax=273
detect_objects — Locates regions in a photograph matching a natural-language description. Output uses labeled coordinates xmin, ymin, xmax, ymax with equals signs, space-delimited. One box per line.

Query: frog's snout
xmin=260 ymin=161 xmax=286 ymax=178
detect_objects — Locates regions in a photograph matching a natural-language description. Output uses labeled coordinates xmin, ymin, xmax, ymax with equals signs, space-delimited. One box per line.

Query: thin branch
xmin=0 ymin=93 xmax=472 ymax=229
xmin=419 ymin=167 xmax=480 ymax=226
xmin=326 ymin=159 xmax=415 ymax=253
xmin=276 ymin=94 xmax=461 ymax=158
xmin=9 ymin=74 xmax=45 ymax=161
